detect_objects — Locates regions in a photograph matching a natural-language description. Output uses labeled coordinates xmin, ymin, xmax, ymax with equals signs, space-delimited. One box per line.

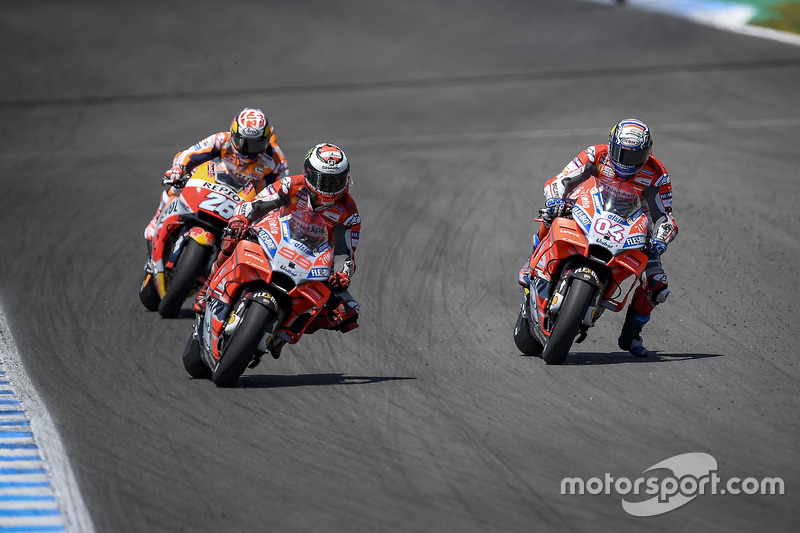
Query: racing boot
xmin=144 ymin=191 xmax=171 ymax=241
xmin=333 ymin=300 xmax=359 ymax=333
xmin=192 ymin=284 xmax=208 ymax=314
xmin=518 ymin=233 xmax=543 ymax=287
xmin=518 ymin=258 xmax=531 ymax=287
xmin=194 ymin=238 xmax=238 ymax=314
xmin=307 ymin=298 xmax=359 ymax=333
xmin=269 ymin=339 xmax=285 ymax=360
xmin=618 ymin=307 xmax=651 ymax=357
xmin=144 ymin=211 xmax=160 ymax=241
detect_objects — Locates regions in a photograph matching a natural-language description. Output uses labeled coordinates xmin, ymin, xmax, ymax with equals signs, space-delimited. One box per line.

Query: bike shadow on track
xmin=561 ymin=351 xmax=723 ymax=365
xmin=235 ymin=373 xmax=416 ymax=389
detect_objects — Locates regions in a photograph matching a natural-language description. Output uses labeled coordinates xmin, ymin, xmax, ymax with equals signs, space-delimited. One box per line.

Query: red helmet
xmin=303 ymin=143 xmax=350 ymax=208
xmin=230 ymin=108 xmax=273 ymax=163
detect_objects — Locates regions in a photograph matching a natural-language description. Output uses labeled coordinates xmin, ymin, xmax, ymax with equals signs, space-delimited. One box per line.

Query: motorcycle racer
xmin=143 ymin=107 xmax=289 ymax=241
xmin=194 ymin=142 xmax=361 ymax=359
xmin=520 ymin=118 xmax=678 ymax=357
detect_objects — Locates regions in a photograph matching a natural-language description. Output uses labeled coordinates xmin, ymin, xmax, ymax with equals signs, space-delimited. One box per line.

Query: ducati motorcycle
xmin=183 ymin=207 xmax=335 ymax=387
xmin=514 ymin=176 xmax=651 ymax=364
xmin=139 ymin=160 xmax=258 ymax=318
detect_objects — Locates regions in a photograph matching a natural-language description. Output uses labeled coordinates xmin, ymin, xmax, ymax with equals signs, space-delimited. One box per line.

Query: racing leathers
xmin=522 ymin=144 xmax=678 ymax=356
xmin=198 ymin=174 xmax=361 ymax=338
xmin=144 ymin=131 xmax=289 ymax=241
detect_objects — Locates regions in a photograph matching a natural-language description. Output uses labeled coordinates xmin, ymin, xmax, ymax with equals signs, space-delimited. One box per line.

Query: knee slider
xmin=646 ymin=272 xmax=669 ymax=305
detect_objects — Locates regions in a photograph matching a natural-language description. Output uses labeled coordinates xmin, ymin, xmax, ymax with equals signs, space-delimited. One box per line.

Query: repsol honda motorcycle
xmin=139 ymin=160 xmax=258 ymax=318
xmin=514 ymin=176 xmax=650 ymax=364
xmin=183 ymin=207 xmax=335 ymax=387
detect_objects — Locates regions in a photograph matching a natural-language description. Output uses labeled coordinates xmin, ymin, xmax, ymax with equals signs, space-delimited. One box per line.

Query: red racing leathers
xmin=543 ymin=144 xmax=678 ymax=317
xmin=229 ymin=174 xmax=361 ymax=332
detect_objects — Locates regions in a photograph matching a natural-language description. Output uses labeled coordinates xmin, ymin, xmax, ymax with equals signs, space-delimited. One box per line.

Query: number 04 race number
xmin=593 ymin=218 xmax=625 ymax=243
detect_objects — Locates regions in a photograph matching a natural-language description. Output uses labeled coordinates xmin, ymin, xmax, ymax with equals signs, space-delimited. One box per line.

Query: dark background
xmin=1 ymin=1 xmax=798 ymax=531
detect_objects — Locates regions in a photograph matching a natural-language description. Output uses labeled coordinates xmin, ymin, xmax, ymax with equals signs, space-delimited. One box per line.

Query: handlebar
xmin=161 ymin=174 xmax=190 ymax=188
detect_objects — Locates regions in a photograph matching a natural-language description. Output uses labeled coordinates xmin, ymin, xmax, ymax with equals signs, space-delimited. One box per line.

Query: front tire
xmin=542 ymin=278 xmax=595 ymax=365
xmin=212 ymin=302 xmax=274 ymax=388
xmin=513 ymin=310 xmax=543 ymax=356
xmin=158 ymin=239 xmax=209 ymax=318
xmin=183 ymin=333 xmax=211 ymax=379
xmin=139 ymin=270 xmax=160 ymax=311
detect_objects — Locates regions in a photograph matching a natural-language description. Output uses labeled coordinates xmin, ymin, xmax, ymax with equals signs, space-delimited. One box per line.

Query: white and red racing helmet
xmin=303 ymin=143 xmax=350 ymax=208
xmin=230 ymin=108 xmax=273 ymax=163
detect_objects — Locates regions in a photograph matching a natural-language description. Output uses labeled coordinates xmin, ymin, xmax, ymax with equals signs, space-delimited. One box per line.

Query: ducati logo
xmin=316 ymin=144 xmax=344 ymax=165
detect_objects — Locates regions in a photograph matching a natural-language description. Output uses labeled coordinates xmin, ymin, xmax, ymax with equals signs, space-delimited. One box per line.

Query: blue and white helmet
xmin=608 ymin=118 xmax=653 ymax=179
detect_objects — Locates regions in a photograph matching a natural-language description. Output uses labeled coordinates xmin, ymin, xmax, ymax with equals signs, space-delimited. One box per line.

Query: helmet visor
xmin=231 ymin=132 xmax=269 ymax=157
xmin=609 ymin=143 xmax=650 ymax=167
xmin=306 ymin=169 xmax=348 ymax=195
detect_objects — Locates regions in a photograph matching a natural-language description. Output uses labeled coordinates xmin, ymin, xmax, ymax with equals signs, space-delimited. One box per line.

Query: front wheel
xmin=212 ymin=302 xmax=275 ymax=387
xmin=182 ymin=333 xmax=211 ymax=379
xmin=542 ymin=278 xmax=595 ymax=365
xmin=139 ymin=270 xmax=160 ymax=311
xmin=513 ymin=310 xmax=543 ymax=356
xmin=158 ymin=239 xmax=209 ymax=318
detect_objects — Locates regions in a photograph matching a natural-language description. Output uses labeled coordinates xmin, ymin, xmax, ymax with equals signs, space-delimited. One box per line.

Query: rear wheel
xmin=138 ymin=270 xmax=160 ymax=311
xmin=212 ymin=302 xmax=274 ymax=388
xmin=182 ymin=333 xmax=211 ymax=379
xmin=513 ymin=310 xmax=543 ymax=356
xmin=158 ymin=239 xmax=209 ymax=318
xmin=542 ymin=279 xmax=595 ymax=365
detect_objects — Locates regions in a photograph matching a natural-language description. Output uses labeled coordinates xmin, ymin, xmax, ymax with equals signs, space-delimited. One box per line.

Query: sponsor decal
xmin=309 ymin=267 xmax=331 ymax=279
xmin=293 ymin=240 xmax=314 ymax=256
xmin=572 ymin=206 xmax=592 ymax=230
xmin=343 ymin=213 xmax=361 ymax=226
xmin=315 ymin=144 xmax=344 ymax=168
xmin=599 ymin=163 xmax=615 ymax=178
xmin=654 ymin=173 xmax=671 ymax=186
xmin=573 ymin=266 xmax=598 ymax=283
xmin=258 ymin=229 xmax=278 ymax=252
xmin=656 ymin=222 xmax=674 ymax=240
xmin=625 ymin=235 xmax=646 ymax=247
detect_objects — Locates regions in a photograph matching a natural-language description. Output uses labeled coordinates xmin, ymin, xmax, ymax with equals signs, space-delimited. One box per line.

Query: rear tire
xmin=138 ymin=270 xmax=160 ymax=311
xmin=182 ymin=333 xmax=211 ymax=379
xmin=158 ymin=239 xmax=209 ymax=318
xmin=542 ymin=279 xmax=595 ymax=365
xmin=212 ymin=302 xmax=274 ymax=388
xmin=513 ymin=310 xmax=543 ymax=356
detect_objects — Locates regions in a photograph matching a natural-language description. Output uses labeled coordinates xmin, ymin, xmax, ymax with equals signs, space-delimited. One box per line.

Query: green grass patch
xmin=751 ymin=3 xmax=800 ymax=34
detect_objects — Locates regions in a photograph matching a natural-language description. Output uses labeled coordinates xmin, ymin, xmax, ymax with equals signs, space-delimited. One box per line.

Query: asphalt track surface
xmin=2 ymin=1 xmax=799 ymax=532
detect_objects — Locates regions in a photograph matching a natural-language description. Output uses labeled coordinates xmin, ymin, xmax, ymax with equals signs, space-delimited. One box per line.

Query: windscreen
xmin=600 ymin=181 xmax=642 ymax=219
xmin=286 ymin=209 xmax=329 ymax=249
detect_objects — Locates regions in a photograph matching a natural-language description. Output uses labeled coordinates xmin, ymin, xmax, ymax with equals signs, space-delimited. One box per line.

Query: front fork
xmin=156 ymin=227 xmax=217 ymax=297
xmin=546 ymin=260 xmax=607 ymax=343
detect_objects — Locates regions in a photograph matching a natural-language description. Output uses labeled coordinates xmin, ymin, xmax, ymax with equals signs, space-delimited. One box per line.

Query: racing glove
xmin=328 ymin=271 xmax=351 ymax=291
xmin=226 ymin=215 xmax=251 ymax=240
xmin=163 ymin=164 xmax=188 ymax=188
xmin=646 ymin=238 xmax=667 ymax=258
xmin=540 ymin=197 xmax=566 ymax=225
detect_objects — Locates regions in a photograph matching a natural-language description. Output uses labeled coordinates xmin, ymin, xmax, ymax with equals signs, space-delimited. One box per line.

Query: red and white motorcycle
xmin=182 ymin=206 xmax=335 ymax=387
xmin=139 ymin=160 xmax=258 ymax=317
xmin=514 ymin=176 xmax=651 ymax=364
